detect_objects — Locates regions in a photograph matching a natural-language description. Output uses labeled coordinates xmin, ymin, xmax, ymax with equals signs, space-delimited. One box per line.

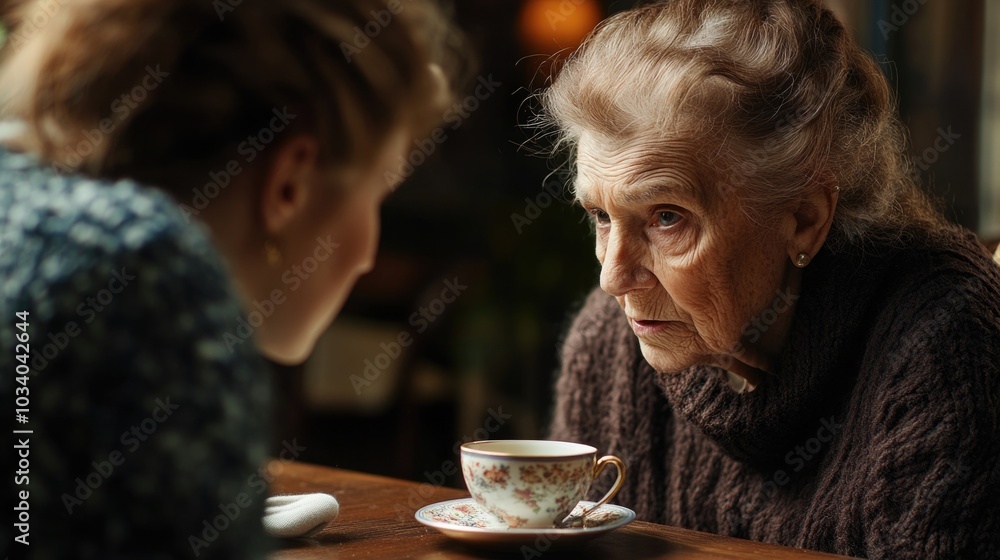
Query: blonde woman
xmin=0 ymin=0 xmax=460 ymax=557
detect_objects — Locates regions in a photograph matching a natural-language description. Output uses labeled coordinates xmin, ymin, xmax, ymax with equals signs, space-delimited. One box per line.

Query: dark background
xmin=268 ymin=0 xmax=997 ymax=489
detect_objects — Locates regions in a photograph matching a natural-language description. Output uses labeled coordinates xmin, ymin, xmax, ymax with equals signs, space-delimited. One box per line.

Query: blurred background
xmin=261 ymin=0 xmax=1000 ymax=489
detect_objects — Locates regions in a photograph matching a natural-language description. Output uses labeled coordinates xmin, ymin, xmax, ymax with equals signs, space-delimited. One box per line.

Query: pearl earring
xmin=794 ymin=253 xmax=811 ymax=268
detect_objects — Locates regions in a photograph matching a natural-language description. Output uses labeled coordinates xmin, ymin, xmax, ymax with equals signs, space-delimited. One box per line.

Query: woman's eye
xmin=657 ymin=211 xmax=681 ymax=227
xmin=589 ymin=208 xmax=610 ymax=225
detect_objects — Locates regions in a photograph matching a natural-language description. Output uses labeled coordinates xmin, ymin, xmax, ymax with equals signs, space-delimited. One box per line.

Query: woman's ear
xmin=258 ymin=135 xmax=322 ymax=237
xmin=788 ymin=176 xmax=839 ymax=261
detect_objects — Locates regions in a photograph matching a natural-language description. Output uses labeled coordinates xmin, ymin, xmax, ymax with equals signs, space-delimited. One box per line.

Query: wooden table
xmin=269 ymin=461 xmax=856 ymax=559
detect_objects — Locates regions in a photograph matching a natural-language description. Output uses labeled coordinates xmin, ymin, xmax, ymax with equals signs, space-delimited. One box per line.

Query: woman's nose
xmin=599 ymin=229 xmax=654 ymax=297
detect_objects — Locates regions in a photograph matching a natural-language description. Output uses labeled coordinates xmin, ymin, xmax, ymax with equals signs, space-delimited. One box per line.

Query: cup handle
xmin=581 ymin=455 xmax=626 ymax=518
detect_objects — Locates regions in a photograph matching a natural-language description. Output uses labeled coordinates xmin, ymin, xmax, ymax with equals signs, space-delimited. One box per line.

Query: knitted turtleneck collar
xmin=656 ymin=241 xmax=895 ymax=469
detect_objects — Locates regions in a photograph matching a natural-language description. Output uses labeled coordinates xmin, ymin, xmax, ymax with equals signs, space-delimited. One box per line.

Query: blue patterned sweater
xmin=0 ymin=145 xmax=272 ymax=559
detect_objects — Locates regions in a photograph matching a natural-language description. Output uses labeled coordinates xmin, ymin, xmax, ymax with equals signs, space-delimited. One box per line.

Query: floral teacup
xmin=460 ymin=440 xmax=626 ymax=529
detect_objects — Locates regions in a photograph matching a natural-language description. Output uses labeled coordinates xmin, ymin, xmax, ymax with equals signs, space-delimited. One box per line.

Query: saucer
xmin=415 ymin=498 xmax=636 ymax=546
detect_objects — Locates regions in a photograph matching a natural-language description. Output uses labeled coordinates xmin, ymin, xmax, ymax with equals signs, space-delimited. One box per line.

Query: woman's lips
xmin=630 ymin=318 xmax=673 ymax=336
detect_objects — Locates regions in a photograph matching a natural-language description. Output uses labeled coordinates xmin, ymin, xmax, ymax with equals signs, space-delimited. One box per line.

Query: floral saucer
xmin=415 ymin=498 xmax=636 ymax=546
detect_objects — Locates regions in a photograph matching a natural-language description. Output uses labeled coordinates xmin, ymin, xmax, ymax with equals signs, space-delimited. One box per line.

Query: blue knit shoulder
xmin=0 ymin=146 xmax=273 ymax=558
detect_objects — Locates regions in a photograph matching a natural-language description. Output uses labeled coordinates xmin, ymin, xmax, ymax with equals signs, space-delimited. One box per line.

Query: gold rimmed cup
xmin=460 ymin=440 xmax=626 ymax=529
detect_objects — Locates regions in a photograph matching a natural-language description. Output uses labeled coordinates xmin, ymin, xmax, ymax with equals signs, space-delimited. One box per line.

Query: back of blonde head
xmin=542 ymin=0 xmax=945 ymax=249
xmin=0 ymin=0 xmax=462 ymax=193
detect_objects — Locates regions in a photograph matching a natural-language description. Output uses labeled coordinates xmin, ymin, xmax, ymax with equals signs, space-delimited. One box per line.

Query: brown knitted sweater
xmin=550 ymin=228 xmax=1000 ymax=559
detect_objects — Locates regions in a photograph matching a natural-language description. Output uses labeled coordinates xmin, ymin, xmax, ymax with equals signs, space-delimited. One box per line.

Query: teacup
xmin=460 ymin=440 xmax=626 ymax=529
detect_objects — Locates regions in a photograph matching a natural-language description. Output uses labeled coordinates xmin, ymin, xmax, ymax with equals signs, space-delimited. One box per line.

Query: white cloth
xmin=263 ymin=493 xmax=340 ymax=538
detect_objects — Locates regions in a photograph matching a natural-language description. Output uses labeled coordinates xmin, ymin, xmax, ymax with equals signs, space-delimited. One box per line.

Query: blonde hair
xmin=540 ymin=0 xmax=945 ymax=250
xmin=0 ymin=0 xmax=463 ymax=194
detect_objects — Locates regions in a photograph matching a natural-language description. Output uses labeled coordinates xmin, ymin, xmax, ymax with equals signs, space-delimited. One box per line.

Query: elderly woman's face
xmin=575 ymin=132 xmax=796 ymax=374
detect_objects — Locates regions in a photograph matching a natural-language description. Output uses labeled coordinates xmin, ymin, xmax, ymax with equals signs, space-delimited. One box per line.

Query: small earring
xmin=794 ymin=253 xmax=811 ymax=268
xmin=264 ymin=241 xmax=283 ymax=267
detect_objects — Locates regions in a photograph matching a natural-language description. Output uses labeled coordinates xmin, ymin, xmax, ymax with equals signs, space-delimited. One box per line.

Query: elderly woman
xmin=543 ymin=1 xmax=1000 ymax=559
xmin=0 ymin=1 xmax=458 ymax=557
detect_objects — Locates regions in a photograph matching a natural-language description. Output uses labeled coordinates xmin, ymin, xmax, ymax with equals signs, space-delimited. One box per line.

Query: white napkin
xmin=263 ymin=493 xmax=340 ymax=538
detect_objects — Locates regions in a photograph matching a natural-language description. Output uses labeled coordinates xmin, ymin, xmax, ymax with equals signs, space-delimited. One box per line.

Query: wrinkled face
xmin=575 ymin=131 xmax=794 ymax=373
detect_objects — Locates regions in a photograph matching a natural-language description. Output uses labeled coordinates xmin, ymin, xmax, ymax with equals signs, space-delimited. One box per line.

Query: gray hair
xmin=539 ymin=0 xmax=945 ymax=250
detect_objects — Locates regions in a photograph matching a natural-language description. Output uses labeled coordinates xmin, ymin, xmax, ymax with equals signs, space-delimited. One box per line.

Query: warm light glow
xmin=518 ymin=0 xmax=604 ymax=56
